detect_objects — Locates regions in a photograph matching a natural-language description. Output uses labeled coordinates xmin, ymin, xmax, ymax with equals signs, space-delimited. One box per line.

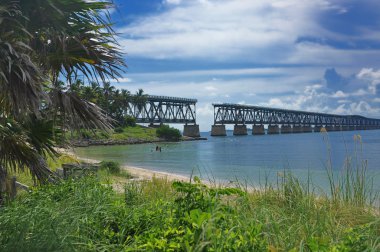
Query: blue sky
xmin=109 ymin=0 xmax=380 ymax=130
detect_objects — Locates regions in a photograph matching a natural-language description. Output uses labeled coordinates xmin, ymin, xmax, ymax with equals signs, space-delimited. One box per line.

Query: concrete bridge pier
xmin=183 ymin=124 xmax=200 ymax=137
xmin=233 ymin=124 xmax=248 ymax=135
xmin=280 ymin=125 xmax=292 ymax=134
xmin=252 ymin=125 xmax=265 ymax=135
xmin=211 ymin=125 xmax=227 ymax=136
xmin=267 ymin=125 xmax=279 ymax=134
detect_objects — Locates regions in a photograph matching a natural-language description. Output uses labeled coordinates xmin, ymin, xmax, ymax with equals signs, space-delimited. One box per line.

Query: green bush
xmin=100 ymin=161 xmax=120 ymax=174
xmin=156 ymin=125 xmax=181 ymax=141
xmin=80 ymin=130 xmax=92 ymax=139
xmin=113 ymin=127 xmax=124 ymax=133
xmin=124 ymin=115 xmax=136 ymax=127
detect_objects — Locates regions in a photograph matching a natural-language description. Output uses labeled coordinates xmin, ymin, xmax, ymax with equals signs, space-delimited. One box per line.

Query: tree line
xmin=69 ymin=80 xmax=147 ymax=127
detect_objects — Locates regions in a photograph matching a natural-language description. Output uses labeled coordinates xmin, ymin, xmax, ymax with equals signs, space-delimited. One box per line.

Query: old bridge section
xmin=211 ymin=103 xmax=380 ymax=136
xmin=127 ymin=95 xmax=200 ymax=137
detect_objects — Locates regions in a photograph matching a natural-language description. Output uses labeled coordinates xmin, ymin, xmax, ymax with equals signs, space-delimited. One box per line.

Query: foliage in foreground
xmin=0 ymin=176 xmax=379 ymax=251
xmin=0 ymin=0 xmax=124 ymax=188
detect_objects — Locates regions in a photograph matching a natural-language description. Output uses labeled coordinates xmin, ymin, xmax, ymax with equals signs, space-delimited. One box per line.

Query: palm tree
xmin=121 ymin=89 xmax=132 ymax=116
xmin=133 ymin=89 xmax=148 ymax=118
xmin=0 ymin=0 xmax=125 ymax=195
xmin=102 ymin=82 xmax=116 ymax=114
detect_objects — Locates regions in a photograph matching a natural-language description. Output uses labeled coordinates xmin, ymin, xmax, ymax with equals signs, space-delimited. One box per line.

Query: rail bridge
xmin=211 ymin=103 xmax=380 ymax=136
xmin=127 ymin=95 xmax=200 ymax=137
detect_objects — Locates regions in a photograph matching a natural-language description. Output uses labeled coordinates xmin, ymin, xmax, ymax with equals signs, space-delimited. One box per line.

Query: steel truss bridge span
xmin=213 ymin=103 xmax=380 ymax=128
xmin=126 ymin=95 xmax=200 ymax=137
xmin=128 ymin=95 xmax=197 ymax=124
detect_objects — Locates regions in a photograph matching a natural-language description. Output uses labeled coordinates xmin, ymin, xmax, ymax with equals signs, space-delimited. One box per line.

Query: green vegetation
xmin=124 ymin=115 xmax=137 ymax=127
xmin=100 ymin=161 xmax=121 ymax=175
xmin=69 ymin=80 xmax=147 ymax=127
xmin=156 ymin=125 xmax=182 ymax=141
xmin=0 ymin=173 xmax=379 ymax=251
xmin=0 ymin=0 xmax=125 ymax=200
xmin=8 ymin=154 xmax=80 ymax=187
xmin=111 ymin=126 xmax=158 ymax=141
xmin=76 ymin=125 xmax=158 ymax=142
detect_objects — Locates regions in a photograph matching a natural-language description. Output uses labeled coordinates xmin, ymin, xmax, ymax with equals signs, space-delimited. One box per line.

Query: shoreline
xmin=64 ymin=148 xmax=210 ymax=185
xmin=62 ymin=148 xmax=248 ymax=189
xmin=71 ymin=136 xmax=207 ymax=147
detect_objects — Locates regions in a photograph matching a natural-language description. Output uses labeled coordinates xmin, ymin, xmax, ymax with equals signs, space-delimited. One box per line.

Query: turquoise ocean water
xmin=75 ymin=129 xmax=380 ymax=191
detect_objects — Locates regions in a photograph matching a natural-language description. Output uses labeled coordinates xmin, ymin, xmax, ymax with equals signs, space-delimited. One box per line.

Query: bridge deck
xmin=147 ymin=95 xmax=197 ymax=103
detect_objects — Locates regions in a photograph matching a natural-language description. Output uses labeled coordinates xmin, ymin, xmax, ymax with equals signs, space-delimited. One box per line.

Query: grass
xmin=8 ymin=154 xmax=80 ymax=187
xmin=73 ymin=125 xmax=158 ymax=142
xmin=1 ymin=169 xmax=379 ymax=251
xmin=111 ymin=125 xmax=158 ymax=141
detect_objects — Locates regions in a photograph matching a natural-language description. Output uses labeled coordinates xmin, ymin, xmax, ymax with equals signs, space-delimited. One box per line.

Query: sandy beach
xmin=59 ymin=147 xmax=243 ymax=190
xmin=60 ymin=148 xmax=194 ymax=183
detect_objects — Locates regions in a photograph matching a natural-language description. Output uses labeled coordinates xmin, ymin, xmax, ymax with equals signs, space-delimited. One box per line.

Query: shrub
xmin=156 ymin=125 xmax=181 ymax=141
xmin=80 ymin=130 xmax=91 ymax=139
xmin=124 ymin=115 xmax=136 ymax=127
xmin=113 ymin=127 xmax=124 ymax=133
xmin=100 ymin=161 xmax=120 ymax=174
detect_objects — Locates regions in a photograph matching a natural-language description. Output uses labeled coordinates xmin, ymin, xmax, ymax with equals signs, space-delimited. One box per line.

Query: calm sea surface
xmin=75 ymin=130 xmax=380 ymax=191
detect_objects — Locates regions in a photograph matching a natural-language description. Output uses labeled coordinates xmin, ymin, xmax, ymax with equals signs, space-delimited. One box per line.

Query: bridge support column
xmin=211 ymin=125 xmax=226 ymax=136
xmin=267 ymin=125 xmax=279 ymax=134
xmin=183 ymin=124 xmax=200 ymax=137
xmin=252 ymin=125 xmax=265 ymax=135
xmin=280 ymin=125 xmax=292 ymax=134
xmin=233 ymin=125 xmax=248 ymax=135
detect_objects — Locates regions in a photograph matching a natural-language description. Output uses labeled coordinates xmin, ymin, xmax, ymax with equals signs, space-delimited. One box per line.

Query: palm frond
xmin=49 ymin=89 xmax=113 ymax=131
xmin=24 ymin=0 xmax=125 ymax=83
xmin=0 ymin=119 xmax=55 ymax=184
xmin=0 ymin=2 xmax=45 ymax=116
xmin=22 ymin=117 xmax=58 ymax=157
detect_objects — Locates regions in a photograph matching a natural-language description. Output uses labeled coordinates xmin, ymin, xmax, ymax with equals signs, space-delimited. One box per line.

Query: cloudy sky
xmin=109 ymin=0 xmax=380 ymax=130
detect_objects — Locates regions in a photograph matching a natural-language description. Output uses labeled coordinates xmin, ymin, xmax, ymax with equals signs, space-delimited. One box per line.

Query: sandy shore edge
xmin=58 ymin=148 xmax=255 ymax=191
xmin=60 ymin=148 xmax=203 ymax=184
